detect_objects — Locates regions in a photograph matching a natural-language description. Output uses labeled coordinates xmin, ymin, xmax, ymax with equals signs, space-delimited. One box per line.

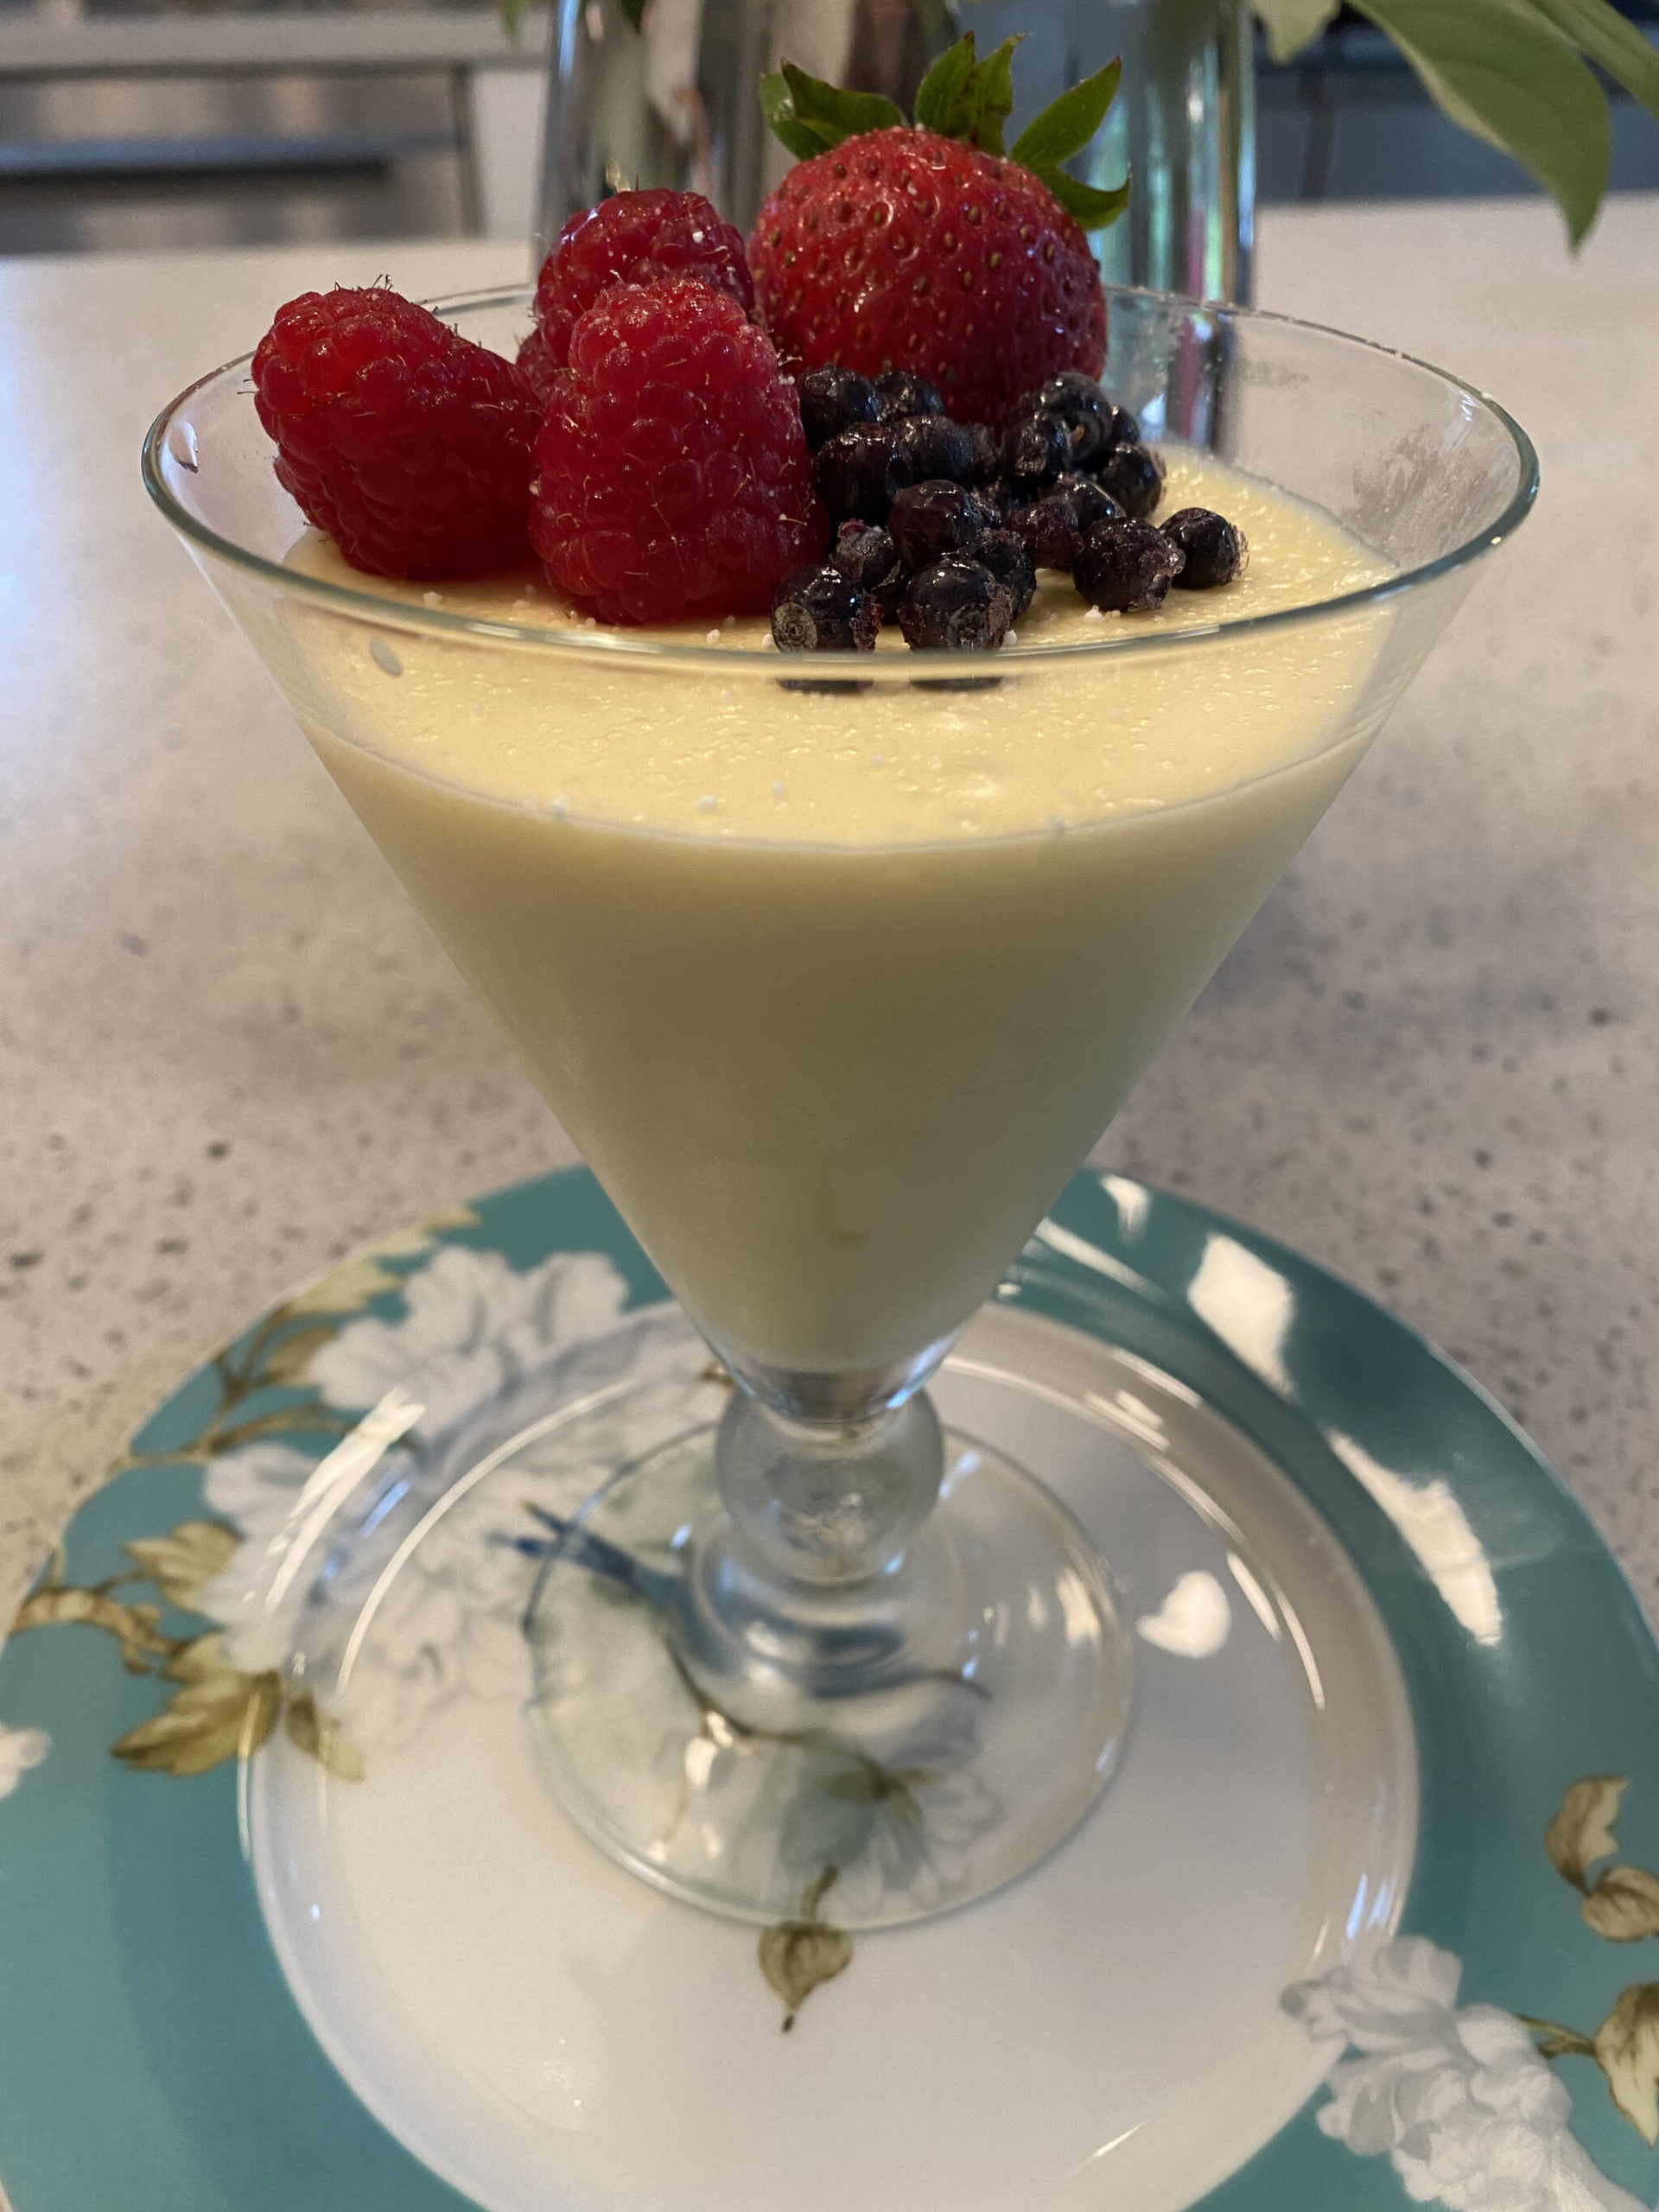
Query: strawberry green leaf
xmin=775 ymin=60 xmax=906 ymax=152
xmin=1027 ymin=162 xmax=1131 ymax=230
xmin=1010 ymin=59 xmax=1122 ymax=168
xmin=1519 ymin=0 xmax=1659 ymax=124
xmin=614 ymin=0 xmax=645 ymax=28
xmin=1351 ymin=0 xmax=1609 ymax=245
xmin=912 ymin=32 xmax=1021 ymax=152
xmin=914 ymin=34 xmax=979 ymax=135
xmin=760 ymin=70 xmax=837 ymax=160
xmin=956 ymin=35 xmax=1021 ymax=154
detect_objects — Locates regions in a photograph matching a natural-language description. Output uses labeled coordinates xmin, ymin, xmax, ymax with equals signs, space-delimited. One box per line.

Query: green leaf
xmin=1027 ymin=162 xmax=1132 ymax=230
xmin=111 ymin=1635 xmax=280 ymax=1777
xmin=915 ymin=34 xmax=978 ymax=135
xmin=759 ymin=71 xmax=833 ymax=161
xmin=285 ymin=1689 xmax=366 ymax=1782
xmin=1351 ymin=0 xmax=1611 ymax=245
xmin=758 ymin=1918 xmax=852 ymax=2029
xmin=282 ymin=1253 xmax=398 ymax=1317
xmin=123 ymin=1520 xmax=241 ymax=1612
xmin=777 ymin=60 xmax=906 ymax=153
xmin=758 ymin=1866 xmax=853 ymax=2031
xmin=615 ymin=0 xmax=645 ymax=27
xmin=1011 ymin=59 xmax=1122 ymax=168
xmin=1519 ymin=0 xmax=1659 ymax=124
xmin=911 ymin=31 xmax=1022 ymax=152
xmin=1595 ymin=1982 xmax=1659 ymax=2145
xmin=1585 ymin=1865 xmax=1659 ymax=1943
xmin=1251 ymin=0 xmax=1340 ymax=64
xmin=1547 ymin=1774 xmax=1627 ymax=1890
xmin=955 ymin=35 xmax=1021 ymax=154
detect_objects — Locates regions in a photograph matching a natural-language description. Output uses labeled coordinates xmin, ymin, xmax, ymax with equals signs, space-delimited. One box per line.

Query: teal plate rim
xmin=2 ymin=1163 xmax=1657 ymax=2212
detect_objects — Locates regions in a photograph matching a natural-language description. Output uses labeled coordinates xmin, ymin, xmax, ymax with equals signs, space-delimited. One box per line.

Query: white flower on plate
xmin=769 ymin=1706 xmax=1002 ymax=1916
xmin=0 ymin=1721 xmax=49 ymax=1798
xmin=197 ymin=1247 xmax=725 ymax=1752
xmin=309 ymin=1243 xmax=630 ymax=1433
xmin=1284 ymin=1936 xmax=1644 ymax=2212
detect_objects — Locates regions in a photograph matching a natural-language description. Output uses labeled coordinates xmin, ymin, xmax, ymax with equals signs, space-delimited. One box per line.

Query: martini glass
xmin=144 ymin=285 xmax=1535 ymax=1931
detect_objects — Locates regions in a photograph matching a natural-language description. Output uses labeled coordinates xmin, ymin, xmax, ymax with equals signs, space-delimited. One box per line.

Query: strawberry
xmin=749 ymin=35 xmax=1126 ymax=428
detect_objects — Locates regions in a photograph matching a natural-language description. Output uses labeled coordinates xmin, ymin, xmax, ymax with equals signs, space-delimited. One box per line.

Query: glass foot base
xmin=524 ymin=1420 xmax=1134 ymax=1929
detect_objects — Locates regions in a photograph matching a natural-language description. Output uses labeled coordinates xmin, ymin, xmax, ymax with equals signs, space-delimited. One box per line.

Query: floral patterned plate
xmin=2 ymin=1165 xmax=1658 ymax=2212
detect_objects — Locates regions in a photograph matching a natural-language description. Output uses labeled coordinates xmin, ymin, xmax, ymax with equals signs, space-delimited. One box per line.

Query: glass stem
xmin=671 ymin=1385 xmax=951 ymax=1732
xmin=714 ymin=1387 xmax=944 ymax=1588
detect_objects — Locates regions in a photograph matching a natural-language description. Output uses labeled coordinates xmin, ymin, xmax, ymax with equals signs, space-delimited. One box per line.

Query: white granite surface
xmin=0 ymin=200 xmax=1655 ymax=1628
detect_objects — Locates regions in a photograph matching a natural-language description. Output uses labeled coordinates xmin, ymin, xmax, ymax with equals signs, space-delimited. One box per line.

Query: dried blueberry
xmin=1057 ymin=473 xmax=1124 ymax=535
xmin=1013 ymin=492 xmax=1085 ymax=573
xmin=972 ymin=529 xmax=1037 ymax=620
xmin=1162 ymin=506 xmax=1249 ymax=589
xmin=899 ymin=556 xmax=1014 ymax=651
xmin=797 ymin=365 xmax=880 ymax=451
xmin=1074 ymin=519 xmax=1185 ymax=613
xmin=894 ymin=412 xmax=975 ymax=486
xmin=874 ymin=369 xmax=945 ymax=419
xmin=963 ymin=422 xmax=1001 ymax=484
xmin=832 ymin=521 xmax=909 ymax=620
xmin=1012 ymin=475 xmax=1123 ymax=573
xmin=888 ymin=480 xmax=988 ymax=569
xmin=1093 ymin=443 xmax=1165 ymax=522
xmin=1002 ymin=410 xmax=1069 ymax=495
xmin=772 ymin=563 xmax=880 ymax=652
xmin=814 ymin=422 xmax=914 ymax=523
xmin=977 ymin=476 xmax=1020 ymax=523
xmin=1029 ymin=371 xmax=1114 ymax=470
xmin=832 ymin=520 xmax=898 ymax=589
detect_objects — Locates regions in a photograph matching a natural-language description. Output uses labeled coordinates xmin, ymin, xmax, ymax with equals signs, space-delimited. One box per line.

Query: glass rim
xmin=141 ymin=281 xmax=1540 ymax=671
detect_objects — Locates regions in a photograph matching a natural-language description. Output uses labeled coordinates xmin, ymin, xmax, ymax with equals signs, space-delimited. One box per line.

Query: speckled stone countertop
xmin=1 ymin=199 xmax=1655 ymax=1630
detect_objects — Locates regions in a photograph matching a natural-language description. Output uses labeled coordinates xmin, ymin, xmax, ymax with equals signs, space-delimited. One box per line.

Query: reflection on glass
xmin=540 ymin=0 xmax=1255 ymax=298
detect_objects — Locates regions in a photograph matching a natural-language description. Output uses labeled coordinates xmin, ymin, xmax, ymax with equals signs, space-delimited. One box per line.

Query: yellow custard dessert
xmin=271 ymin=453 xmax=1396 ymax=1375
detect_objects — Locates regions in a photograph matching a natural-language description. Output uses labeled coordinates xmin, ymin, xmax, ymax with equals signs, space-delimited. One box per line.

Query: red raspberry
xmin=528 ymin=189 xmax=754 ymax=381
xmin=749 ymin=129 xmax=1105 ymax=428
xmin=252 ymin=286 xmax=541 ymax=580
xmin=530 ymin=278 xmax=825 ymax=626
xmin=516 ymin=321 xmax=560 ymax=407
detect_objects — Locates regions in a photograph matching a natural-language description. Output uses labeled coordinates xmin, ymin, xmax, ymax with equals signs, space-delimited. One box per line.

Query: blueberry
xmin=1002 ymin=409 xmax=1069 ymax=495
xmin=963 ymin=422 xmax=1001 ymax=484
xmin=814 ymin=423 xmax=914 ymax=523
xmin=971 ymin=529 xmax=1036 ymax=620
xmin=1012 ymin=475 xmax=1123 ymax=572
xmin=832 ymin=520 xmax=898 ymax=588
xmin=1028 ymin=371 xmax=1114 ymax=470
xmin=1013 ymin=491 xmax=1084 ymax=573
xmin=874 ymin=369 xmax=945 ymax=419
xmin=893 ymin=412 xmax=974 ymax=486
xmin=772 ymin=563 xmax=880 ymax=652
xmin=1162 ymin=506 xmax=1249 ymax=589
xmin=977 ymin=476 xmax=1020 ymax=522
xmin=832 ymin=521 xmax=909 ymax=620
xmin=899 ymin=556 xmax=1014 ymax=652
xmin=798 ymin=365 xmax=880 ymax=451
xmin=1093 ymin=443 xmax=1165 ymax=522
xmin=888 ymin=480 xmax=988 ymax=569
xmin=1057 ymin=472 xmax=1123 ymax=534
xmin=1073 ymin=519 xmax=1185 ymax=613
